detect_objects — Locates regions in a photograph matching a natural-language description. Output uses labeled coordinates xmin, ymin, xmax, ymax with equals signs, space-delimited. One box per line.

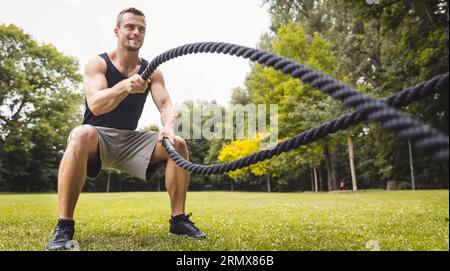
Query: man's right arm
xmin=84 ymin=57 xmax=149 ymax=116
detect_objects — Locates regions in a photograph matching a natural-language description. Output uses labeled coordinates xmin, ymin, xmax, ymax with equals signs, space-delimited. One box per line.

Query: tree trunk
xmin=156 ymin=179 xmax=161 ymax=192
xmin=330 ymin=151 xmax=338 ymax=190
xmin=408 ymin=139 xmax=416 ymax=190
xmin=27 ymin=178 xmax=33 ymax=193
xmin=299 ymin=171 xmax=308 ymax=191
xmin=310 ymin=166 xmax=315 ymax=192
xmin=106 ymin=171 xmax=111 ymax=193
xmin=230 ymin=179 xmax=234 ymax=191
xmin=386 ymin=180 xmax=398 ymax=190
xmin=348 ymin=136 xmax=358 ymax=191
xmin=313 ymin=165 xmax=319 ymax=192
xmin=266 ymin=175 xmax=271 ymax=193
xmin=324 ymin=145 xmax=333 ymax=191
xmin=318 ymin=164 xmax=323 ymax=192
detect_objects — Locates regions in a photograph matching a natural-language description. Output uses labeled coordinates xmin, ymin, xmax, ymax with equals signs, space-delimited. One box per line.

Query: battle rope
xmin=141 ymin=42 xmax=449 ymax=175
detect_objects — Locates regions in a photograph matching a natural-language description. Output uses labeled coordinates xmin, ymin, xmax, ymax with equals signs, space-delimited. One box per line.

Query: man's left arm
xmin=150 ymin=69 xmax=178 ymax=144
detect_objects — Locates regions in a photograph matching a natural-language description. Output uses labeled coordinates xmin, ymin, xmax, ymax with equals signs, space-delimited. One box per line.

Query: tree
xmin=218 ymin=138 xmax=258 ymax=190
xmin=0 ymin=24 xmax=83 ymax=192
xmin=245 ymin=22 xmax=343 ymax=190
xmin=261 ymin=0 xmax=449 ymax=189
xmin=218 ymin=134 xmax=281 ymax=192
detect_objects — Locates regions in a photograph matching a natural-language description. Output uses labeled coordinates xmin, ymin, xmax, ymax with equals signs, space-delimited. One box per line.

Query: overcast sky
xmin=0 ymin=0 xmax=271 ymax=129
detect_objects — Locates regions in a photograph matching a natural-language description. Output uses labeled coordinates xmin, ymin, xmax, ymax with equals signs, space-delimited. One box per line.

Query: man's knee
xmin=174 ymin=136 xmax=188 ymax=152
xmin=68 ymin=125 xmax=98 ymax=152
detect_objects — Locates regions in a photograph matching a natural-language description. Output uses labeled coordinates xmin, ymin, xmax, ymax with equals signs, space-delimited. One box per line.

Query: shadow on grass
xmin=76 ymin=231 xmax=211 ymax=251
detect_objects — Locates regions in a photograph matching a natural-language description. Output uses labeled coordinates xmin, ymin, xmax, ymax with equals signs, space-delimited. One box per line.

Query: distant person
xmin=339 ymin=180 xmax=345 ymax=190
xmin=46 ymin=7 xmax=205 ymax=251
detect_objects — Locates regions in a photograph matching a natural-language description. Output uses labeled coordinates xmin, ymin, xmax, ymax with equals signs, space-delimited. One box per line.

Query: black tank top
xmin=82 ymin=53 xmax=150 ymax=130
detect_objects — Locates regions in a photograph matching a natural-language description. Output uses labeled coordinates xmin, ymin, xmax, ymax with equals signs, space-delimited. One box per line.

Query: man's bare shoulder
xmin=84 ymin=55 xmax=107 ymax=76
xmin=150 ymin=69 xmax=164 ymax=83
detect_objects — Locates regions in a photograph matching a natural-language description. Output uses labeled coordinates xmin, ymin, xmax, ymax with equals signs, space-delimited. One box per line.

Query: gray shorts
xmin=68 ymin=125 xmax=162 ymax=181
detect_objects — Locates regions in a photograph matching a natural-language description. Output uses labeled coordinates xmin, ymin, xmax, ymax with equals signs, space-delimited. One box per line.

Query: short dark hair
xmin=116 ymin=7 xmax=145 ymax=27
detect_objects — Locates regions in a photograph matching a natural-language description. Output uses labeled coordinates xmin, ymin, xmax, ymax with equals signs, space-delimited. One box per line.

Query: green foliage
xmin=259 ymin=0 xmax=449 ymax=189
xmin=230 ymin=87 xmax=252 ymax=105
xmin=0 ymin=24 xmax=83 ymax=191
xmin=1 ymin=1 xmax=448 ymax=192
xmin=218 ymin=135 xmax=280 ymax=182
xmin=246 ymin=22 xmax=343 ymax=189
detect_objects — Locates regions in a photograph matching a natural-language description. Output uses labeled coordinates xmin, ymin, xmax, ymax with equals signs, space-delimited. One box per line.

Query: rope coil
xmin=141 ymin=42 xmax=449 ymax=175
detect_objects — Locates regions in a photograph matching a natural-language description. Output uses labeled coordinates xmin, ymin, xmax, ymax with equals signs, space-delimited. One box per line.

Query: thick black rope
xmin=141 ymin=42 xmax=449 ymax=174
xmin=160 ymin=72 xmax=449 ymax=175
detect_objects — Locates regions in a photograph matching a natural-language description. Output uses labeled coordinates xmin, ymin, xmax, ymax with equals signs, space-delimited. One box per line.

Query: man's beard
xmin=126 ymin=45 xmax=141 ymax=52
xmin=126 ymin=40 xmax=143 ymax=52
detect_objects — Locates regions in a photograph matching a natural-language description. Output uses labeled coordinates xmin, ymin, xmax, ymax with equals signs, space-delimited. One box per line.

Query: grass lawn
xmin=0 ymin=190 xmax=448 ymax=251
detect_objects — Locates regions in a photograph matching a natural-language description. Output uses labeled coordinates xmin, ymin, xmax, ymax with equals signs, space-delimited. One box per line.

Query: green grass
xmin=0 ymin=190 xmax=448 ymax=251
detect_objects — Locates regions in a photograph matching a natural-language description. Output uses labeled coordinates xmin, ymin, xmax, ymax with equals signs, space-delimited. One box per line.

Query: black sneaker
xmin=169 ymin=213 xmax=206 ymax=239
xmin=46 ymin=219 xmax=75 ymax=250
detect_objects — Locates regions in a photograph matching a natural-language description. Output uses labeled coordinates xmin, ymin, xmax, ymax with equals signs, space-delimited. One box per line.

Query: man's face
xmin=115 ymin=13 xmax=146 ymax=52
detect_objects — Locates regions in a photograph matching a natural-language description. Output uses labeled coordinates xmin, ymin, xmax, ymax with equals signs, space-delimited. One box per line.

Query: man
xmin=46 ymin=7 xmax=205 ymax=251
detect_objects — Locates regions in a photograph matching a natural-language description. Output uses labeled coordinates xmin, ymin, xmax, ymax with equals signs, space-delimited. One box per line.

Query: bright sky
xmin=0 ymin=0 xmax=271 ymax=129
